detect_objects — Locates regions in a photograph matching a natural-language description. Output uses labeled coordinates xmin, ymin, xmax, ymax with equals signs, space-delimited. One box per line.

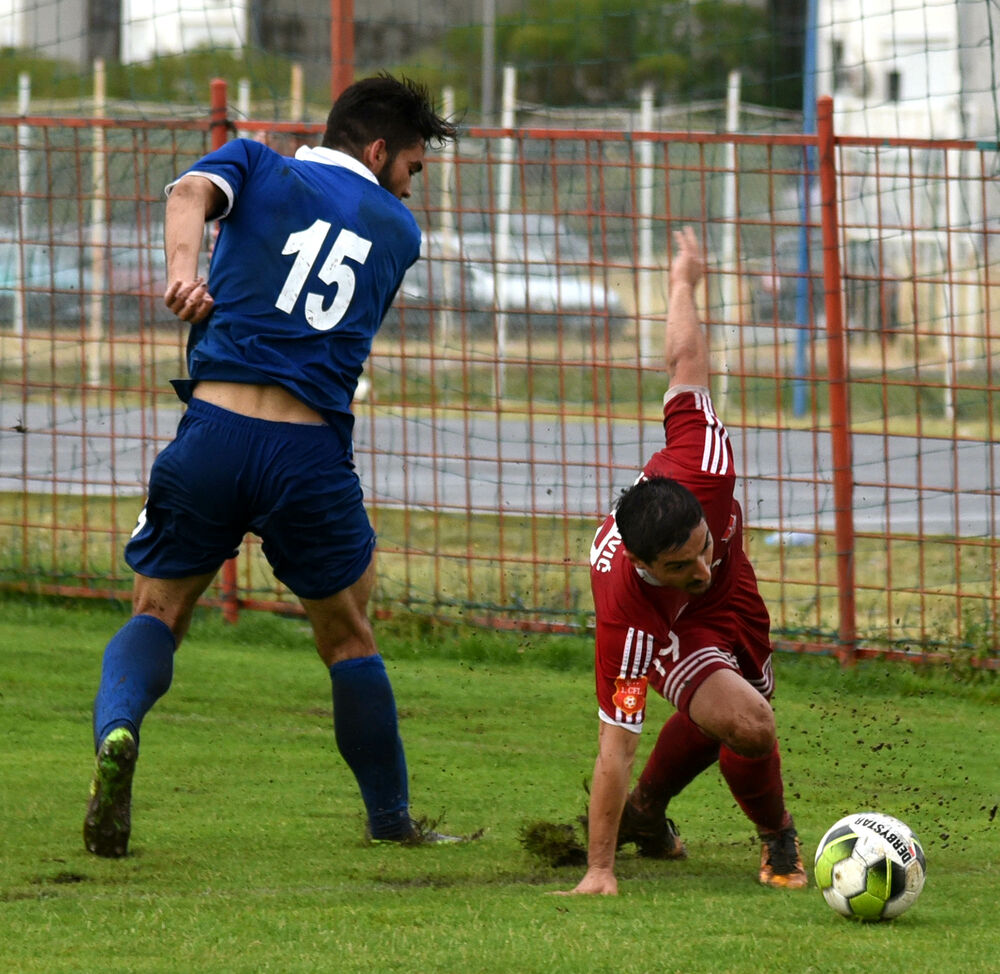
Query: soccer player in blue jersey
xmin=83 ymin=74 xmax=459 ymax=857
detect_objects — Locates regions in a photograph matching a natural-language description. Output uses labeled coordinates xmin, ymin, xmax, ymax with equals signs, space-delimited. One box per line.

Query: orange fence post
xmin=330 ymin=0 xmax=355 ymax=101
xmin=816 ymin=95 xmax=857 ymax=664
xmin=210 ymin=78 xmax=228 ymax=152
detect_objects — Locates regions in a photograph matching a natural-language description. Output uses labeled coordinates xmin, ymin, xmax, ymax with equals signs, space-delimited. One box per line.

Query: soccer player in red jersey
xmin=564 ymin=226 xmax=807 ymax=895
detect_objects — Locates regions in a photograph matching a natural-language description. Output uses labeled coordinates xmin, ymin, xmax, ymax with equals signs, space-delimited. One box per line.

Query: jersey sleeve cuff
xmin=664 ymin=383 xmax=710 ymax=406
xmin=164 ymin=171 xmax=235 ymax=218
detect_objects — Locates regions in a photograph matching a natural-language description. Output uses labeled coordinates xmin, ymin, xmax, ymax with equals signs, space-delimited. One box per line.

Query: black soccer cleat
xmin=758 ymin=820 xmax=808 ymax=889
xmin=83 ymin=727 xmax=138 ymax=858
xmin=617 ymin=800 xmax=688 ymax=860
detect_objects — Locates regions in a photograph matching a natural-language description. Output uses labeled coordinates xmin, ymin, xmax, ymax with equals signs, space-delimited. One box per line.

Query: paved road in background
xmin=2 ymin=399 xmax=997 ymax=537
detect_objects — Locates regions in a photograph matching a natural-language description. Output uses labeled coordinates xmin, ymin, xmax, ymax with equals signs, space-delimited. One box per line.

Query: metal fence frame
xmin=1 ymin=86 xmax=997 ymax=667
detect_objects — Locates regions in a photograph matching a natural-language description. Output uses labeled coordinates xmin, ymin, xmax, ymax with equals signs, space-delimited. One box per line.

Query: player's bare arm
xmin=664 ymin=225 xmax=709 ymax=390
xmin=559 ymin=721 xmax=639 ymax=895
xmin=163 ymin=175 xmax=226 ymax=323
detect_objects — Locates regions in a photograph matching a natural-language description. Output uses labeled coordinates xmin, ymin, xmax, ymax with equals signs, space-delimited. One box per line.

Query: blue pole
xmin=794 ymin=0 xmax=819 ymax=417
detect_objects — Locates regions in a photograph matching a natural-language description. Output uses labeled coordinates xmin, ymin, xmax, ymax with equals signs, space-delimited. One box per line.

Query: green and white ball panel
xmin=813 ymin=824 xmax=856 ymax=888
xmin=883 ymin=858 xmax=927 ymax=919
xmin=813 ymin=812 xmax=927 ymax=921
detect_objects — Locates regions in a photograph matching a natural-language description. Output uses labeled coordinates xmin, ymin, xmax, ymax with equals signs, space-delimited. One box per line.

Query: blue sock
xmin=92 ymin=614 xmax=176 ymax=751
xmin=329 ymin=654 xmax=410 ymax=839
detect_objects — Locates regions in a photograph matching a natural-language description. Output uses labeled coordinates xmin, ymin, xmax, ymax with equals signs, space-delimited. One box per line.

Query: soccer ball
xmin=813 ymin=812 xmax=927 ymax=921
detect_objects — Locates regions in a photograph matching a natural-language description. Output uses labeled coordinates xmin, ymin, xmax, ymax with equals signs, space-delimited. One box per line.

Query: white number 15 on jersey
xmin=275 ymin=220 xmax=372 ymax=331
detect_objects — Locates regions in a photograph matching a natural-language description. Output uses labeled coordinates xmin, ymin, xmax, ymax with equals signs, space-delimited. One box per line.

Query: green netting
xmin=0 ymin=1 xmax=998 ymax=141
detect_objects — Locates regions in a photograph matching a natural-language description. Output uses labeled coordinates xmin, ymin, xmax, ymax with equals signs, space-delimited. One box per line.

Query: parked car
xmin=457 ymin=211 xmax=592 ymax=263
xmin=384 ymin=220 xmax=628 ymax=337
xmin=0 ymin=227 xmax=170 ymax=330
xmin=487 ymin=256 xmax=626 ymax=333
xmin=748 ymin=230 xmax=899 ymax=335
xmin=104 ymin=237 xmax=172 ymax=326
xmin=0 ymin=238 xmax=97 ymax=329
xmin=748 ymin=230 xmax=826 ymax=326
xmin=384 ymin=253 xmax=493 ymax=334
xmin=841 ymin=237 xmax=900 ymax=337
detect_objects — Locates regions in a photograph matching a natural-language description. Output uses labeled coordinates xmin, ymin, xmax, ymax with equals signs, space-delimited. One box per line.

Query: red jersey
xmin=590 ymin=387 xmax=772 ymax=730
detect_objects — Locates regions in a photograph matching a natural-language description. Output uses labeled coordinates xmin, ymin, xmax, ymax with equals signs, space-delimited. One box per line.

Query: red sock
xmin=634 ymin=711 xmax=720 ymax=812
xmin=718 ymin=741 xmax=789 ymax=833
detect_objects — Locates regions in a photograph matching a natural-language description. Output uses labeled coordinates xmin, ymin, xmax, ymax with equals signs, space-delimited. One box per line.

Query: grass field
xmin=1 ymin=597 xmax=998 ymax=974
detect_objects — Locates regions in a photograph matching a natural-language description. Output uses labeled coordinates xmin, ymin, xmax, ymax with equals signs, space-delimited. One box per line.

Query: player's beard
xmin=376 ymin=153 xmax=398 ymax=192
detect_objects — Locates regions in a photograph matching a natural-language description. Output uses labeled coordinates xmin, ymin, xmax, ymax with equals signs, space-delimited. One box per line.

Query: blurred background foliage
xmin=1 ymin=0 xmax=804 ymax=119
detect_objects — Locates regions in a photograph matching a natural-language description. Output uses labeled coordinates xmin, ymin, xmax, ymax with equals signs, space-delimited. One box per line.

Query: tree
xmin=496 ymin=0 xmax=774 ymax=107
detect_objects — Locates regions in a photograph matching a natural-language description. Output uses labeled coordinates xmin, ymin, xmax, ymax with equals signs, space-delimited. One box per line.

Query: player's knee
xmin=314 ymin=626 xmax=378 ymax=667
xmin=724 ymin=704 xmax=776 ymax=757
xmin=730 ymin=722 xmax=776 ymax=757
xmin=701 ymin=697 xmax=775 ymax=757
xmin=689 ymin=669 xmax=776 ymax=755
xmin=131 ymin=573 xmax=213 ymax=646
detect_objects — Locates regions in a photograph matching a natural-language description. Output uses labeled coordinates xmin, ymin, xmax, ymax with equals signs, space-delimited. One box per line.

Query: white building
xmin=814 ymin=0 xmax=1000 ymax=275
xmin=121 ymin=0 xmax=248 ymax=65
xmin=0 ymin=0 xmax=90 ymax=62
xmin=0 ymin=0 xmax=248 ymax=64
xmin=816 ymin=0 xmax=974 ymax=140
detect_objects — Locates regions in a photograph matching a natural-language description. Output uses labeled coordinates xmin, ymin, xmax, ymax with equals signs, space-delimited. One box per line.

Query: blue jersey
xmin=168 ymin=139 xmax=421 ymax=440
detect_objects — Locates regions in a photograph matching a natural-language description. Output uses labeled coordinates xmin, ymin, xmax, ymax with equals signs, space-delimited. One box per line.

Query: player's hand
xmin=164 ymin=277 xmax=214 ymax=324
xmin=669 ymin=225 xmax=704 ymax=292
xmin=551 ymin=867 xmax=618 ymax=896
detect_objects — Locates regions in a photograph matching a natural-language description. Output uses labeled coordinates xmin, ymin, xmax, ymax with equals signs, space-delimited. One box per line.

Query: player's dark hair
xmin=322 ymin=73 xmax=457 ymax=158
xmin=614 ymin=476 xmax=705 ymax=565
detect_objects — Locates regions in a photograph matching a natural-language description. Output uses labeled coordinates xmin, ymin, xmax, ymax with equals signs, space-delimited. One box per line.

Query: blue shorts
xmin=125 ymin=398 xmax=375 ymax=600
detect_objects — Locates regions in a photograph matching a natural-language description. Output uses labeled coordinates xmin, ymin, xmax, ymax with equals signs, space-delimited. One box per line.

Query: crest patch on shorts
xmin=612 ymin=676 xmax=647 ymax=716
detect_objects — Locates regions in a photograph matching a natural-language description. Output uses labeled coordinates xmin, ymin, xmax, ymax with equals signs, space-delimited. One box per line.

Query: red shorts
xmin=595 ymin=557 xmax=773 ymax=729
xmin=646 ymin=592 xmax=774 ymax=713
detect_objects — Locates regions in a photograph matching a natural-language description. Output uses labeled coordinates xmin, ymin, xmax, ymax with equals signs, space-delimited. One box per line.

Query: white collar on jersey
xmin=635 ymin=565 xmax=667 ymax=587
xmin=294 ymin=145 xmax=378 ymax=185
